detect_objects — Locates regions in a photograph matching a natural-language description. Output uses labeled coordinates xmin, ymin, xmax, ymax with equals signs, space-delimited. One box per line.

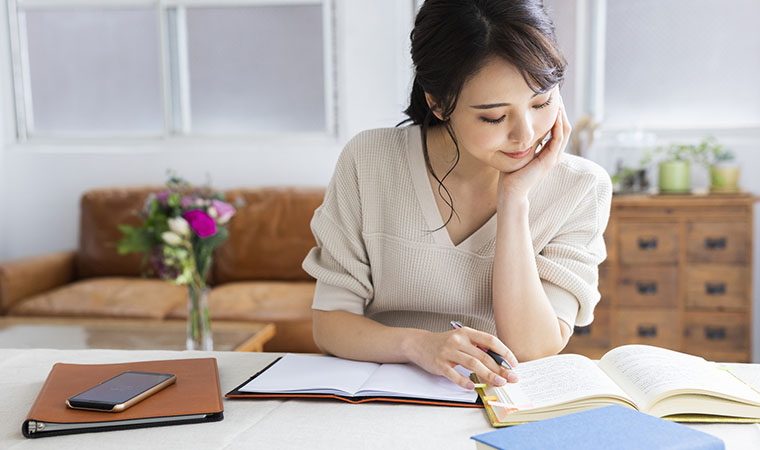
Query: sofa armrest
xmin=0 ymin=250 xmax=76 ymax=314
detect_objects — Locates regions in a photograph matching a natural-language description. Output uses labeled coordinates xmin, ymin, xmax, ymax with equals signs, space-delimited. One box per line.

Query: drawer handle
xmin=704 ymin=237 xmax=727 ymax=250
xmin=637 ymin=237 xmax=658 ymax=250
xmin=636 ymin=282 xmax=658 ymax=295
xmin=705 ymin=326 xmax=727 ymax=341
xmin=637 ymin=325 xmax=657 ymax=337
xmin=574 ymin=325 xmax=592 ymax=336
xmin=705 ymin=282 xmax=727 ymax=295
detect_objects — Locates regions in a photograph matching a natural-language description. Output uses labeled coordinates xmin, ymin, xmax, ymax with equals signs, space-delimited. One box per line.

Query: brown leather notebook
xmin=23 ymin=358 xmax=223 ymax=438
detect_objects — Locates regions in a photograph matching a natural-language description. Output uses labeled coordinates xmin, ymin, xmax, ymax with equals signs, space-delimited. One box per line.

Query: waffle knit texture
xmin=302 ymin=125 xmax=612 ymax=334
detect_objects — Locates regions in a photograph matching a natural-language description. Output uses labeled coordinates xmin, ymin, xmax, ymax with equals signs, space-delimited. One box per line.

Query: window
xmin=7 ymin=0 xmax=334 ymax=140
xmin=603 ymin=0 xmax=760 ymax=130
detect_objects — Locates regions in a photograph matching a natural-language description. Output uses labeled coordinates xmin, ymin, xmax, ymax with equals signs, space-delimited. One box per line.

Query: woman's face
xmin=433 ymin=57 xmax=561 ymax=174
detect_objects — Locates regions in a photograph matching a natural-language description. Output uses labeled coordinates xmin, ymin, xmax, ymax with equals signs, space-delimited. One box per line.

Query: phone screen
xmin=68 ymin=371 xmax=174 ymax=406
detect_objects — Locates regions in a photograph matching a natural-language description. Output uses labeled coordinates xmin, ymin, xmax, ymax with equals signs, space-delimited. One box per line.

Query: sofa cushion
xmin=168 ymin=281 xmax=315 ymax=322
xmin=7 ymin=277 xmax=186 ymax=319
xmin=214 ymin=187 xmax=324 ymax=283
xmin=167 ymin=281 xmax=319 ymax=353
xmin=77 ymin=186 xmax=163 ymax=279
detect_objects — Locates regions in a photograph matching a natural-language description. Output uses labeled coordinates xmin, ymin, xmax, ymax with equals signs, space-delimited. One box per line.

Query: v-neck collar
xmin=406 ymin=125 xmax=497 ymax=252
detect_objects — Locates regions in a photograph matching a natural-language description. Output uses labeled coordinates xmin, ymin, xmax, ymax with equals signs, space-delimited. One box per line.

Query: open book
xmin=476 ymin=344 xmax=760 ymax=426
xmin=226 ymin=353 xmax=480 ymax=407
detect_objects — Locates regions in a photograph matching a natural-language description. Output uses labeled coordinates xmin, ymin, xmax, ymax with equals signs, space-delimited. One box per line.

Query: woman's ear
xmin=424 ymin=92 xmax=445 ymax=121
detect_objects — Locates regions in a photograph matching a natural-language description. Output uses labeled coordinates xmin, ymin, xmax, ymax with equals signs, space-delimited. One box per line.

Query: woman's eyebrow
xmin=470 ymin=91 xmax=543 ymax=109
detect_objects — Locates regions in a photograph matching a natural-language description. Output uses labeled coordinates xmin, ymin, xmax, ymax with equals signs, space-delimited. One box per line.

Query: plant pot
xmin=658 ymin=160 xmax=691 ymax=194
xmin=709 ymin=164 xmax=740 ymax=193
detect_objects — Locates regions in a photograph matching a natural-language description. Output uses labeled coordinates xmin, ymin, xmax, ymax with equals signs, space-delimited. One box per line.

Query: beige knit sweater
xmin=302 ymin=124 xmax=612 ymax=335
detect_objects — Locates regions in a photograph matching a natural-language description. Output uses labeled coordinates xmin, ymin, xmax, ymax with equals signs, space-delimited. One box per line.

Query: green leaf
xmin=116 ymin=227 xmax=154 ymax=255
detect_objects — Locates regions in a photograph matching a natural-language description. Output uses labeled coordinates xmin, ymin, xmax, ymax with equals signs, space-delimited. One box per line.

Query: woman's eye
xmin=481 ymin=116 xmax=506 ymax=124
xmin=533 ymin=96 xmax=553 ymax=109
xmin=480 ymin=96 xmax=554 ymax=124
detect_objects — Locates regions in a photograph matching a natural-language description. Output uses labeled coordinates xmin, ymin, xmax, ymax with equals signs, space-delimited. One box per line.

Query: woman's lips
xmin=500 ymin=146 xmax=533 ymax=159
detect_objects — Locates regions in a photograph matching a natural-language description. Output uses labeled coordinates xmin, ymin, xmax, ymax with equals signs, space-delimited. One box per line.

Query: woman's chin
xmin=499 ymin=158 xmax=533 ymax=174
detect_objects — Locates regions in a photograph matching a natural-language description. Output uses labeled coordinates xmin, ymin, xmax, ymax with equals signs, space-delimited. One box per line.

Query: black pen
xmin=450 ymin=320 xmax=513 ymax=370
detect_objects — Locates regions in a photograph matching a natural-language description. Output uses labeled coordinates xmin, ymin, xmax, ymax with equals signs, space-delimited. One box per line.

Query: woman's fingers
xmin=556 ymin=96 xmax=571 ymax=164
xmin=455 ymin=351 xmax=508 ymax=387
xmin=454 ymin=328 xmax=519 ymax=385
xmin=465 ymin=328 xmax=519 ymax=369
xmin=442 ymin=365 xmax=476 ymax=390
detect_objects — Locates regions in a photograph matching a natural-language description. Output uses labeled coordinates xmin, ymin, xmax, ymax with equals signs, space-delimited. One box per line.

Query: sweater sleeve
xmin=536 ymin=169 xmax=613 ymax=328
xmin=302 ymin=135 xmax=373 ymax=315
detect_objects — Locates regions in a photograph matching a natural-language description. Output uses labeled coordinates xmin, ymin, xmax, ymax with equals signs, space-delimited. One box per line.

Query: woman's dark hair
xmin=397 ymin=0 xmax=567 ymax=231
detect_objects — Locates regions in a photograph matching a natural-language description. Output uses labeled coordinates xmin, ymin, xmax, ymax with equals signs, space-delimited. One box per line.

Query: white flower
xmin=168 ymin=217 xmax=190 ymax=236
xmin=161 ymin=231 xmax=183 ymax=246
xmin=217 ymin=212 xmax=234 ymax=224
xmin=207 ymin=206 xmax=218 ymax=218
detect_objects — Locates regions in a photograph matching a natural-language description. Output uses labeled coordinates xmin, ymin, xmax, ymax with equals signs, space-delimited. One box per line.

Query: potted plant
xmin=641 ymin=143 xmax=698 ymax=194
xmin=698 ymin=137 xmax=740 ymax=193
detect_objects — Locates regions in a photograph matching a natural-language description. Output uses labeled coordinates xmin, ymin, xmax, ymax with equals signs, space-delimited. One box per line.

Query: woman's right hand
xmin=404 ymin=326 xmax=519 ymax=390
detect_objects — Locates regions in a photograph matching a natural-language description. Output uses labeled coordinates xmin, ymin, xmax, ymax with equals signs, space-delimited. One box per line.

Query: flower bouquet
xmin=117 ymin=173 xmax=236 ymax=350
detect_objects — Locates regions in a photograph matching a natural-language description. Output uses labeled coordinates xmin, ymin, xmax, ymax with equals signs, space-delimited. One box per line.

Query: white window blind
xmin=603 ymin=0 xmax=760 ymax=130
xmin=186 ymin=5 xmax=326 ymax=133
xmin=25 ymin=8 xmax=164 ymax=135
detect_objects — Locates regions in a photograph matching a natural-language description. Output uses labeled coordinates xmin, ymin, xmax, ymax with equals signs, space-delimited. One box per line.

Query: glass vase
xmin=187 ymin=283 xmax=213 ymax=351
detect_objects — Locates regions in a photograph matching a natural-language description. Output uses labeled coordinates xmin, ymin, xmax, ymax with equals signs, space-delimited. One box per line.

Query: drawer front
xmin=685 ymin=265 xmax=748 ymax=311
xmin=686 ymin=221 xmax=749 ymax=264
xmin=617 ymin=266 xmax=678 ymax=307
xmin=684 ymin=312 xmax=748 ymax=361
xmin=564 ymin=307 xmax=611 ymax=358
xmin=619 ymin=223 xmax=679 ymax=265
xmin=615 ymin=308 xmax=680 ymax=350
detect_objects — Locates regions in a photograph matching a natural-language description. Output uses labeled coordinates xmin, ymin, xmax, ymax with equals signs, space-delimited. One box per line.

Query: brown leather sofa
xmin=0 ymin=186 xmax=325 ymax=353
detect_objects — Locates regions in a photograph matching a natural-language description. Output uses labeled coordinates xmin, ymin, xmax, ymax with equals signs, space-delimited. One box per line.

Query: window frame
xmin=7 ymin=0 xmax=337 ymax=143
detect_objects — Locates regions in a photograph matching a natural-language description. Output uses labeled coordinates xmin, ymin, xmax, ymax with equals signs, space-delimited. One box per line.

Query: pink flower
xmin=183 ymin=210 xmax=217 ymax=238
xmin=211 ymin=200 xmax=236 ymax=223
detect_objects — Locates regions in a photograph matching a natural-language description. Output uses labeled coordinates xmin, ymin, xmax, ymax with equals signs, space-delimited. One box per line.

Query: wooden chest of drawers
xmin=562 ymin=194 xmax=756 ymax=362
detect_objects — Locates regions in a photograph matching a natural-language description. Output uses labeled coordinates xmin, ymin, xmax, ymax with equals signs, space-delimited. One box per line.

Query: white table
xmin=2 ymin=349 xmax=760 ymax=450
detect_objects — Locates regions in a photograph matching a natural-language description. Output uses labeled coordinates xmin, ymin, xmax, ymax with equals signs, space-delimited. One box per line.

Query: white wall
xmin=0 ymin=0 xmax=414 ymax=261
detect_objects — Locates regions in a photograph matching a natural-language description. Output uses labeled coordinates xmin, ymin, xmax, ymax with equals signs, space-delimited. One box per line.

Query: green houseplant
xmin=699 ymin=137 xmax=740 ymax=193
xmin=641 ymin=143 xmax=699 ymax=194
xmin=640 ymin=136 xmax=736 ymax=194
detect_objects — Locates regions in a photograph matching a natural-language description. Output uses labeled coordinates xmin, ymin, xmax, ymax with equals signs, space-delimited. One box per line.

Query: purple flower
xmin=183 ymin=210 xmax=217 ymax=238
xmin=156 ymin=190 xmax=172 ymax=204
xmin=181 ymin=196 xmax=194 ymax=209
xmin=211 ymin=200 xmax=236 ymax=223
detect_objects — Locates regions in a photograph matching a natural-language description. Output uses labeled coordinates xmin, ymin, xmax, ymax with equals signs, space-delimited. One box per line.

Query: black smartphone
xmin=66 ymin=371 xmax=176 ymax=413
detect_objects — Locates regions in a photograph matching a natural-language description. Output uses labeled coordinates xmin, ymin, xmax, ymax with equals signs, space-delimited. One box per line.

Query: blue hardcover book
xmin=471 ymin=405 xmax=724 ymax=450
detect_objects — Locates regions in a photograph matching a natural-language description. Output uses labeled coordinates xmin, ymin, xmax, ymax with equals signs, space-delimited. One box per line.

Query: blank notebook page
xmin=239 ymin=354 xmax=379 ymax=395
xmin=357 ymin=363 xmax=477 ymax=402
xmin=238 ymin=354 xmax=477 ymax=402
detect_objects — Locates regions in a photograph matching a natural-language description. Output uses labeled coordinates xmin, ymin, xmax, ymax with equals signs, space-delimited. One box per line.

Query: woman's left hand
xmin=497 ymin=94 xmax=571 ymax=202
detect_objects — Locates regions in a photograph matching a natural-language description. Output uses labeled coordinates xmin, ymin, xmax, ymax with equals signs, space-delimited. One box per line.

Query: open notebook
xmin=475 ymin=344 xmax=760 ymax=426
xmin=226 ymin=354 xmax=480 ymax=407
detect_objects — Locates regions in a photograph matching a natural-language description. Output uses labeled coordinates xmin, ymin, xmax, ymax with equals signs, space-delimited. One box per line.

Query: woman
xmin=302 ymin=0 xmax=611 ymax=390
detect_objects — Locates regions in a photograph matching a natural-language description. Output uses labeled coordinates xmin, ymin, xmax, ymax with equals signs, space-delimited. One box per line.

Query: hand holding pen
xmin=402 ymin=320 xmax=519 ymax=390
xmin=449 ymin=321 xmax=519 ymax=387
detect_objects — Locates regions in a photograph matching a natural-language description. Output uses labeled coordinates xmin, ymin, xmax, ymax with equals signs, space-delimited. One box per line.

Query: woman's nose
xmin=507 ymin=114 xmax=535 ymax=148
